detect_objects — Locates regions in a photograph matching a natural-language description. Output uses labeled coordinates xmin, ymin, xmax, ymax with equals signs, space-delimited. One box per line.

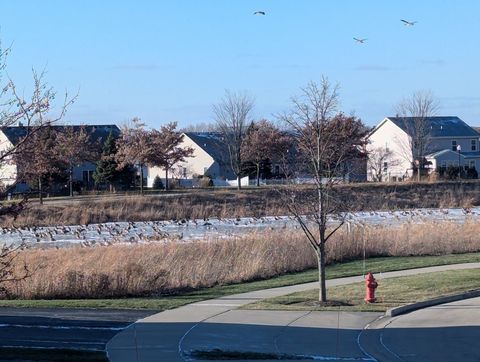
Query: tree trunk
xmin=38 ymin=177 xmax=43 ymax=205
xmin=140 ymin=164 xmax=144 ymax=195
xmin=256 ymin=163 xmax=260 ymax=187
xmin=165 ymin=167 xmax=169 ymax=191
xmin=317 ymin=242 xmax=327 ymax=302
xmin=69 ymin=166 xmax=73 ymax=197
xmin=237 ymin=175 xmax=241 ymax=190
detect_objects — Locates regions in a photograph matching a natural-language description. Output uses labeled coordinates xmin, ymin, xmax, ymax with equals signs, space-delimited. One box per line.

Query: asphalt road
xmin=0 ymin=307 xmax=156 ymax=351
xmin=108 ymin=264 xmax=480 ymax=361
xmin=360 ymin=296 xmax=480 ymax=362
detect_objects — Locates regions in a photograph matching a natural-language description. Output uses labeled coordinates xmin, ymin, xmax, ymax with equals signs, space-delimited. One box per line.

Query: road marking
xmin=193 ymin=303 xmax=240 ymax=307
xmin=1 ymin=339 xmax=105 ymax=346
xmin=0 ymin=323 xmax=125 ymax=331
xmin=379 ymin=332 xmax=404 ymax=361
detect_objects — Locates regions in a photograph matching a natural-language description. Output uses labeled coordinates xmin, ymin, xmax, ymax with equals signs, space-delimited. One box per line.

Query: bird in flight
xmin=401 ymin=19 xmax=417 ymax=26
xmin=353 ymin=37 xmax=367 ymax=44
xmin=253 ymin=11 xmax=266 ymax=15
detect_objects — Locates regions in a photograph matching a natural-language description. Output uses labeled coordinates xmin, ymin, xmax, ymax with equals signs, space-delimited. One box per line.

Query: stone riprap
xmin=1 ymin=206 xmax=478 ymax=248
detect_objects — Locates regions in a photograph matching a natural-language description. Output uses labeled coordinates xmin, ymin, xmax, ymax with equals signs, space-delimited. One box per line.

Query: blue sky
xmin=2 ymin=0 xmax=480 ymax=128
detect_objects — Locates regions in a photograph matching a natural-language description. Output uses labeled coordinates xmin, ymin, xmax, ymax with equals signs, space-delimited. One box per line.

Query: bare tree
xmin=0 ymin=41 xmax=75 ymax=292
xmin=367 ymin=147 xmax=400 ymax=182
xmin=242 ymin=119 xmax=292 ymax=186
xmin=279 ymin=78 xmax=368 ymax=302
xmin=56 ymin=126 xmax=98 ymax=197
xmin=0 ymin=243 xmax=31 ymax=298
xmin=115 ymin=118 xmax=153 ymax=195
xmin=396 ymin=91 xmax=439 ymax=181
xmin=14 ymin=126 xmax=64 ymax=204
xmin=213 ymin=90 xmax=254 ymax=189
xmin=148 ymin=122 xmax=194 ymax=190
xmin=180 ymin=122 xmax=218 ymax=133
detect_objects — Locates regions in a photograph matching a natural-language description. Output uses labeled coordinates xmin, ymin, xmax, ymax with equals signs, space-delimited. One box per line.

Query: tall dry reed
xmin=4 ymin=220 xmax=480 ymax=299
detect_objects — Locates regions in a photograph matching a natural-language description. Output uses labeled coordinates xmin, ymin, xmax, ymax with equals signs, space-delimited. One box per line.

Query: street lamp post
xmin=457 ymin=144 xmax=462 ymax=179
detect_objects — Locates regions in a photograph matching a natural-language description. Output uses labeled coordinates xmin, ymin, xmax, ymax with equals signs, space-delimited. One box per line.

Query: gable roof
xmin=183 ymin=132 xmax=228 ymax=163
xmin=1 ymin=124 xmax=121 ymax=145
xmin=426 ymin=149 xmax=466 ymax=159
xmin=386 ymin=116 xmax=479 ymax=138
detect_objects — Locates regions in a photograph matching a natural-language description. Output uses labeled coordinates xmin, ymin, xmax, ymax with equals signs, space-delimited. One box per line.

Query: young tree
xmin=213 ymin=90 xmax=254 ymax=189
xmin=115 ymin=118 xmax=152 ymax=195
xmin=396 ymin=91 xmax=439 ymax=181
xmin=93 ymin=131 xmax=134 ymax=191
xmin=242 ymin=119 xmax=292 ymax=186
xmin=14 ymin=126 xmax=64 ymax=204
xmin=367 ymin=147 xmax=400 ymax=182
xmin=279 ymin=78 xmax=368 ymax=302
xmin=149 ymin=122 xmax=194 ymax=190
xmin=0 ymin=41 xmax=75 ymax=294
xmin=56 ymin=126 xmax=98 ymax=197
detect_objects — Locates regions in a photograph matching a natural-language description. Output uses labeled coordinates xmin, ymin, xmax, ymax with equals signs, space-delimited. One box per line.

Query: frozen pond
xmin=1 ymin=206 xmax=479 ymax=248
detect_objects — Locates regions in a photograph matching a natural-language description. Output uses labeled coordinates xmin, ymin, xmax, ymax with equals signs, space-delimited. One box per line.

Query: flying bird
xmin=401 ymin=19 xmax=417 ymax=26
xmin=353 ymin=37 xmax=367 ymax=44
xmin=253 ymin=11 xmax=266 ymax=15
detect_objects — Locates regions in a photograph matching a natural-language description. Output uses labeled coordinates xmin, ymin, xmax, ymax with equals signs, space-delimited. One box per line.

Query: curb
xmin=385 ymin=289 xmax=480 ymax=317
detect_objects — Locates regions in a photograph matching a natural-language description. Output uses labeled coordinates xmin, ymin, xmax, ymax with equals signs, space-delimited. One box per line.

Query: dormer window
xmin=471 ymin=139 xmax=477 ymax=151
xmin=452 ymin=140 xmax=457 ymax=151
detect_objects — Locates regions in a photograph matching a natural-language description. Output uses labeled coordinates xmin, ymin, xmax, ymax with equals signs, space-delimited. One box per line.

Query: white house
xmin=367 ymin=116 xmax=480 ymax=181
xmin=0 ymin=125 xmax=120 ymax=189
xmin=146 ymin=132 xmax=236 ymax=187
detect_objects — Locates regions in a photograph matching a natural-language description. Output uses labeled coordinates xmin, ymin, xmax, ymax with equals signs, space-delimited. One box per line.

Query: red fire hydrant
xmin=364 ymin=272 xmax=378 ymax=303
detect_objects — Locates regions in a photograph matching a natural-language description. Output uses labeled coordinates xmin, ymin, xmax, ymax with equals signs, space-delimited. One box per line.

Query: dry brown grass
xmin=3 ymin=180 xmax=480 ymax=228
xmin=6 ymin=232 xmax=313 ymax=299
xmin=4 ymin=220 xmax=480 ymax=299
xmin=326 ymin=221 xmax=480 ymax=262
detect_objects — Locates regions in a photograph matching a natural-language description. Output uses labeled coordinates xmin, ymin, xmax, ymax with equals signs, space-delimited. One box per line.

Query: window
xmin=470 ymin=160 xmax=476 ymax=169
xmin=451 ymin=140 xmax=457 ymax=151
xmin=441 ymin=160 xmax=447 ymax=169
xmin=472 ymin=139 xmax=477 ymax=151
xmin=274 ymin=165 xmax=280 ymax=175
xmin=182 ymin=167 xmax=187 ymax=178
xmin=383 ymin=161 xmax=388 ymax=172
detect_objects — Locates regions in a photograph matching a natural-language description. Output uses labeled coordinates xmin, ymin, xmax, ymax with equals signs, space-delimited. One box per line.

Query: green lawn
xmin=244 ymin=268 xmax=480 ymax=312
xmin=0 ymin=253 xmax=479 ymax=310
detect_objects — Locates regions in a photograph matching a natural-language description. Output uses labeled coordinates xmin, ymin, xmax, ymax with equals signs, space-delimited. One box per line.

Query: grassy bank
xmin=2 ymin=180 xmax=480 ymax=228
xmin=1 ymin=252 xmax=479 ymax=310
xmin=5 ymin=219 xmax=480 ymax=300
xmin=244 ymin=268 xmax=480 ymax=312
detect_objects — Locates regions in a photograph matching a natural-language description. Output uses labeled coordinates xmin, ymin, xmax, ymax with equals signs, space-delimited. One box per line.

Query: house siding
xmin=0 ymin=132 xmax=17 ymax=186
xmin=367 ymin=119 xmax=412 ymax=181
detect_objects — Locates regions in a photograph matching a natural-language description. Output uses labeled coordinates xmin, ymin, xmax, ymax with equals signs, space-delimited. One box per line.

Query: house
xmin=146 ymin=132 xmax=235 ymax=187
xmin=0 ymin=124 xmax=120 ymax=189
xmin=367 ymin=116 xmax=480 ymax=181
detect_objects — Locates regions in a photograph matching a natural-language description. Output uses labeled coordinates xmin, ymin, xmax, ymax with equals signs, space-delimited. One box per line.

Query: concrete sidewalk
xmin=359 ymin=296 xmax=480 ymax=361
xmin=106 ymin=262 xmax=480 ymax=361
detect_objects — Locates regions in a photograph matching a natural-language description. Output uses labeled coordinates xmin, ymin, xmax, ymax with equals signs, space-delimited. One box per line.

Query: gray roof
xmin=183 ymin=132 xmax=228 ymax=163
xmin=1 ymin=124 xmax=120 ymax=145
xmin=387 ymin=116 xmax=480 ymax=138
